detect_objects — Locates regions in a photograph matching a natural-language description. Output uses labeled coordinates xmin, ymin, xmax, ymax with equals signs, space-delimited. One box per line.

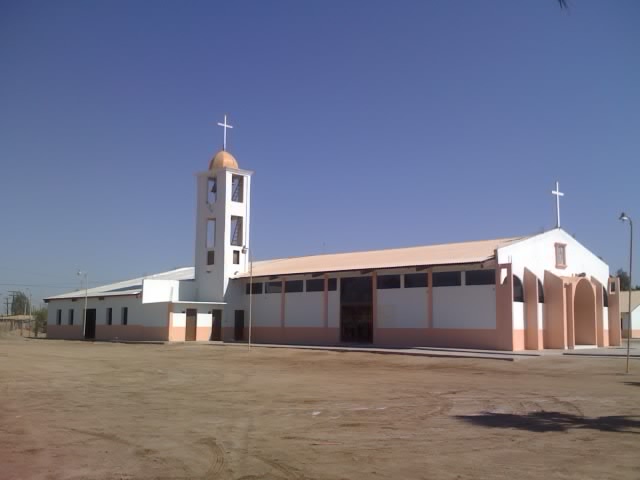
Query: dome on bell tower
xmin=209 ymin=150 xmax=239 ymax=170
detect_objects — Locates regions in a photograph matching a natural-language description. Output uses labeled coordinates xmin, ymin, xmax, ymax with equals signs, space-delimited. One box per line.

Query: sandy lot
xmin=1 ymin=336 xmax=639 ymax=480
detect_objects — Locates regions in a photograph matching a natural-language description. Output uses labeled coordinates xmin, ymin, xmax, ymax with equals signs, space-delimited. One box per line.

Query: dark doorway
xmin=574 ymin=279 xmax=596 ymax=345
xmin=211 ymin=310 xmax=222 ymax=341
xmin=185 ymin=309 xmax=197 ymax=341
xmin=234 ymin=310 xmax=245 ymax=341
xmin=340 ymin=276 xmax=373 ymax=343
xmin=84 ymin=309 xmax=96 ymax=340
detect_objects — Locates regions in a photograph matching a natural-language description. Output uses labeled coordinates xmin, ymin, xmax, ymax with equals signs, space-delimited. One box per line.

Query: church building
xmin=46 ymin=118 xmax=622 ymax=351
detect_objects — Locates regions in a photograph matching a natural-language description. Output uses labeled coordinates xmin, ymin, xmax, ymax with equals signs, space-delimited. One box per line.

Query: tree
xmin=10 ymin=291 xmax=30 ymax=316
xmin=32 ymin=307 xmax=47 ymax=337
xmin=616 ymin=269 xmax=640 ymax=291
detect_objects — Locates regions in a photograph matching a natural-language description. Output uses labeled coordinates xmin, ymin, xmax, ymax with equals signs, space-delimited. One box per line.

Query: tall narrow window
xmin=68 ymin=309 xmax=74 ymax=325
xmin=206 ymin=219 xmax=216 ymax=249
xmin=230 ymin=216 xmax=243 ymax=246
xmin=121 ymin=307 xmax=128 ymax=326
xmin=207 ymin=251 xmax=215 ymax=266
xmin=207 ymin=177 xmax=217 ymax=204
xmin=233 ymin=250 xmax=240 ymax=264
xmin=555 ymin=243 xmax=567 ymax=268
xmin=231 ymin=175 xmax=244 ymax=202
xmin=56 ymin=309 xmax=62 ymax=325
xmin=107 ymin=307 xmax=113 ymax=325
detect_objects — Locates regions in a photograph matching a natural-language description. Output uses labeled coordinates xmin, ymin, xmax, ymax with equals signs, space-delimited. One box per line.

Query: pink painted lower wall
xmin=167 ymin=326 xmax=212 ymax=342
xmin=47 ymin=325 xmax=83 ymax=340
xmin=95 ymin=325 xmax=168 ymax=341
xmin=374 ymin=328 xmax=502 ymax=350
xmin=232 ymin=327 xmax=341 ymax=345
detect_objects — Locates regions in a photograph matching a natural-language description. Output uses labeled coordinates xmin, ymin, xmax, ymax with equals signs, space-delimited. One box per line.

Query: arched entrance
xmin=574 ymin=279 xmax=596 ymax=345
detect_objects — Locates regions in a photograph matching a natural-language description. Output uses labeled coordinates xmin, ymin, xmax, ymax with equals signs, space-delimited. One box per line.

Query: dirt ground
xmin=1 ymin=336 xmax=639 ymax=480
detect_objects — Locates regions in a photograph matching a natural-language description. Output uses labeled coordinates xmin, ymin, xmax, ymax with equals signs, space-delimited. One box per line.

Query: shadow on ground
xmin=456 ymin=411 xmax=640 ymax=434
xmin=624 ymin=381 xmax=640 ymax=387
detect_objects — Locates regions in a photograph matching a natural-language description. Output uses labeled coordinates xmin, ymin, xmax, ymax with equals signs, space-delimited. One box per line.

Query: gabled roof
xmin=620 ymin=291 xmax=640 ymax=314
xmin=45 ymin=267 xmax=194 ymax=301
xmin=237 ymin=236 xmax=527 ymax=279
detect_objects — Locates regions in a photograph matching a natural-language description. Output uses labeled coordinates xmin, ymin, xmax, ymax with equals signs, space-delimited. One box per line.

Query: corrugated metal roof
xmin=45 ymin=267 xmax=194 ymax=301
xmin=620 ymin=291 xmax=640 ymax=313
xmin=237 ymin=236 xmax=526 ymax=279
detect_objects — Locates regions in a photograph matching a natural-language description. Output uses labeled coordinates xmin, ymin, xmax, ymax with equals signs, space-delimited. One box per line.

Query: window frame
xmin=265 ymin=281 xmax=283 ymax=294
xmin=377 ymin=274 xmax=401 ymax=290
xmin=56 ymin=309 xmax=62 ymax=325
xmin=404 ymin=273 xmax=428 ymax=288
xmin=465 ymin=269 xmax=495 ymax=286
xmin=230 ymin=216 xmax=243 ymax=247
xmin=285 ymin=280 xmax=304 ymax=293
xmin=306 ymin=279 xmax=325 ymax=292
xmin=231 ymin=174 xmax=244 ymax=203
xmin=432 ymin=271 xmax=462 ymax=287
xmin=107 ymin=307 xmax=113 ymax=325
xmin=245 ymin=282 xmax=263 ymax=295
xmin=121 ymin=307 xmax=128 ymax=326
xmin=68 ymin=309 xmax=74 ymax=326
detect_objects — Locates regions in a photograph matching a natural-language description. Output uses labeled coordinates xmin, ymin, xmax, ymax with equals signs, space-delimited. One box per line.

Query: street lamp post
xmin=243 ymin=246 xmax=253 ymax=350
xmin=619 ymin=212 xmax=633 ymax=374
xmin=77 ymin=271 xmax=88 ymax=340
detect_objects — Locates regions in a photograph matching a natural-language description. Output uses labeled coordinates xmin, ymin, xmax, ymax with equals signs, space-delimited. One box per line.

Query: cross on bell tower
xmin=217 ymin=114 xmax=233 ymax=151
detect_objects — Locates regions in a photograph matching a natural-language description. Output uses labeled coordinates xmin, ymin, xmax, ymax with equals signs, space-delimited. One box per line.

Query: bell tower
xmin=194 ymin=115 xmax=252 ymax=302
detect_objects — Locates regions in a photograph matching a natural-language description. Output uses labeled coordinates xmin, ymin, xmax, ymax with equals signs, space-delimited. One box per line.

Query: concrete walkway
xmin=562 ymin=339 xmax=640 ymax=358
xmin=219 ymin=342 xmax=544 ymax=361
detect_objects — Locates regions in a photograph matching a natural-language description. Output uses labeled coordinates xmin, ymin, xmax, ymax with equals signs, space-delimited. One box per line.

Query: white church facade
xmin=46 ymin=123 xmax=622 ymax=351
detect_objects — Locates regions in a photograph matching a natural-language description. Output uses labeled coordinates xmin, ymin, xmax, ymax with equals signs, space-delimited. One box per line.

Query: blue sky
xmin=1 ymin=0 xmax=639 ymax=304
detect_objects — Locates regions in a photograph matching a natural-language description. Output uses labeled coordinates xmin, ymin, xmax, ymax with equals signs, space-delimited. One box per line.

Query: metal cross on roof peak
xmin=552 ymin=181 xmax=565 ymax=228
xmin=217 ymin=114 xmax=234 ymax=151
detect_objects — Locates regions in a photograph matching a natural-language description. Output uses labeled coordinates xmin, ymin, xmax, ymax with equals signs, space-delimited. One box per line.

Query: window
xmin=306 ymin=279 xmax=325 ymax=292
xmin=513 ymin=275 xmax=524 ymax=302
xmin=68 ymin=309 xmax=74 ymax=325
xmin=230 ymin=216 xmax=243 ymax=246
xmin=231 ymin=175 xmax=244 ymax=202
xmin=555 ymin=243 xmax=567 ymax=268
xmin=328 ymin=278 xmax=337 ymax=291
xmin=233 ymin=250 xmax=240 ymax=264
xmin=538 ymin=279 xmax=545 ymax=304
xmin=465 ymin=270 xmax=495 ymax=286
xmin=121 ymin=307 xmax=128 ymax=325
xmin=433 ymin=271 xmax=462 ymax=287
xmin=285 ymin=280 xmax=303 ymax=293
xmin=265 ymin=281 xmax=282 ymax=294
xmin=377 ymin=274 xmax=401 ymax=289
xmin=610 ymin=280 xmax=617 ymax=294
xmin=404 ymin=273 xmax=427 ymax=288
xmin=207 ymin=250 xmax=215 ymax=266
xmin=603 ymin=286 xmax=609 ymax=307
xmin=107 ymin=307 xmax=113 ymax=325
xmin=56 ymin=309 xmax=62 ymax=325
xmin=245 ymin=282 xmax=263 ymax=295
xmin=207 ymin=177 xmax=217 ymax=204
xmin=206 ymin=219 xmax=216 ymax=249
